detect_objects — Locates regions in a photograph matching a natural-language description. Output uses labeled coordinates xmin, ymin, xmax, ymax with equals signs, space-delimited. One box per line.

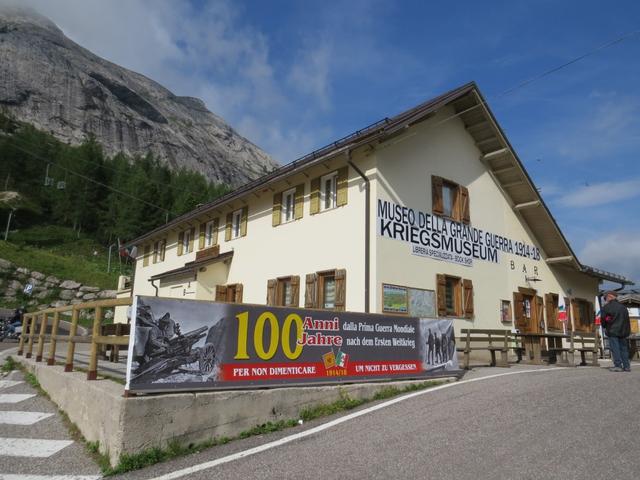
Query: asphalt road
xmin=115 ymin=366 xmax=639 ymax=480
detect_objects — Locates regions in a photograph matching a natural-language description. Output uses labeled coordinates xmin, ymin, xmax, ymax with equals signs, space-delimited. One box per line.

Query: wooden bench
xmin=458 ymin=329 xmax=520 ymax=369
xmin=546 ymin=331 xmax=599 ymax=366
xmin=100 ymin=323 xmax=130 ymax=362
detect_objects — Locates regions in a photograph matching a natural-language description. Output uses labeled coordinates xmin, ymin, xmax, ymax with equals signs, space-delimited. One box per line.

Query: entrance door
xmin=513 ymin=292 xmax=542 ymax=334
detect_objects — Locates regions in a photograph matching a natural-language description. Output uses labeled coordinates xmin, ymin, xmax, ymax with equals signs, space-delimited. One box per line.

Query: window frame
xmin=320 ymin=172 xmax=338 ymax=211
xmin=205 ymin=220 xmax=217 ymax=247
xmin=432 ymin=175 xmax=470 ymax=224
xmin=231 ymin=209 xmax=242 ymax=239
xmin=282 ymin=187 xmax=296 ymax=223
xmin=183 ymin=229 xmax=193 ymax=254
xmin=444 ymin=275 xmax=462 ymax=316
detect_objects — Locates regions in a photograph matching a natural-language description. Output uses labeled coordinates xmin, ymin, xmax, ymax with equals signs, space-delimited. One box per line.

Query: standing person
xmin=601 ymin=291 xmax=631 ymax=372
xmin=427 ymin=329 xmax=434 ymax=364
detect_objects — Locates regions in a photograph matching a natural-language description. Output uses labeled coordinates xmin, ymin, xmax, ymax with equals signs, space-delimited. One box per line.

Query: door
xmin=513 ymin=292 xmax=540 ymax=334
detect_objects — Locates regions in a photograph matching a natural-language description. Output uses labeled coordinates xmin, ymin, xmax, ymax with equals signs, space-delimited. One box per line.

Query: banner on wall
xmin=125 ymin=296 xmax=459 ymax=393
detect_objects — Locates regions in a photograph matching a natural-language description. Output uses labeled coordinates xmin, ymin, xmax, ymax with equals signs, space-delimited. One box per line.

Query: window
xmin=500 ymin=300 xmax=512 ymax=323
xmin=310 ymin=167 xmax=348 ymax=215
xmin=225 ymin=207 xmax=248 ymax=241
xmin=282 ymin=188 xmax=296 ymax=223
xmin=215 ymin=283 xmax=243 ymax=303
xmin=266 ymin=276 xmax=300 ymax=307
xmin=571 ymin=298 xmax=594 ymax=332
xmin=436 ymin=274 xmax=473 ymax=318
xmin=432 ymin=175 xmax=470 ymax=224
xmin=153 ymin=239 xmax=166 ymax=264
xmin=545 ymin=293 xmax=562 ymax=331
xmin=321 ymin=172 xmax=337 ymax=211
xmin=143 ymin=244 xmax=151 ymax=267
xmin=206 ymin=219 xmax=218 ymax=247
xmin=177 ymin=227 xmax=195 ymax=256
xmin=305 ymin=269 xmax=346 ymax=311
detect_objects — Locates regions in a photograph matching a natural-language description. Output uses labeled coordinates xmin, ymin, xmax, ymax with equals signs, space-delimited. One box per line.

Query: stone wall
xmin=0 ymin=257 xmax=117 ymax=315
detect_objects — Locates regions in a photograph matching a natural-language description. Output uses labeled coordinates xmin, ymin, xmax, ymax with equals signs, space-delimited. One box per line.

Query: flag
xmin=558 ymin=296 xmax=567 ymax=322
xmin=335 ymin=350 xmax=349 ymax=368
xmin=594 ymin=295 xmax=601 ymax=326
xmin=322 ymin=351 xmax=336 ymax=369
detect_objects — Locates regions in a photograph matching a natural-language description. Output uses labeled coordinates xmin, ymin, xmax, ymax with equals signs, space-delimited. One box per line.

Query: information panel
xmin=125 ymin=296 xmax=459 ymax=393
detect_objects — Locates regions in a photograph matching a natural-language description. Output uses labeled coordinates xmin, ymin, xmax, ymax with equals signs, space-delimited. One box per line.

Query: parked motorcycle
xmin=0 ymin=318 xmax=22 ymax=342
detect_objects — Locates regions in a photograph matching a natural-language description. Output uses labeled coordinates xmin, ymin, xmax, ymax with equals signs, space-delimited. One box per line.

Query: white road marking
xmin=0 ymin=438 xmax=74 ymax=457
xmin=0 ymin=476 xmax=102 ymax=480
xmin=149 ymin=368 xmax=567 ymax=480
xmin=0 ymin=394 xmax=36 ymax=404
xmin=0 ymin=411 xmax=54 ymax=425
xmin=0 ymin=380 xmax=23 ymax=390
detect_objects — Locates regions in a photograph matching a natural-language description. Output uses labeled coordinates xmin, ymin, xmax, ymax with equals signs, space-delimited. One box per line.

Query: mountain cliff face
xmin=0 ymin=7 xmax=279 ymax=187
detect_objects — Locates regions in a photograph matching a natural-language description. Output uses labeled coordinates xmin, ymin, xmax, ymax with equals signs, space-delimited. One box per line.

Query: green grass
xmin=1 ymin=355 xmax=17 ymax=372
xmin=0 ymin=225 xmax=130 ymax=290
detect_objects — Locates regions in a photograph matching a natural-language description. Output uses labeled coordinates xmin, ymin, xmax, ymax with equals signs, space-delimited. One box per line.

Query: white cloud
xmin=580 ymin=231 xmax=640 ymax=284
xmin=558 ymin=178 xmax=640 ymax=208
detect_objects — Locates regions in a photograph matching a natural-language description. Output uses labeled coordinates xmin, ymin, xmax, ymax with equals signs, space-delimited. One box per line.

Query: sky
xmin=8 ymin=0 xmax=640 ymax=286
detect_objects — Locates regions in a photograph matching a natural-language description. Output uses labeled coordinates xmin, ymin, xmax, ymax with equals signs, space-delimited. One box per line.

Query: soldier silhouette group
xmin=426 ymin=328 xmax=455 ymax=365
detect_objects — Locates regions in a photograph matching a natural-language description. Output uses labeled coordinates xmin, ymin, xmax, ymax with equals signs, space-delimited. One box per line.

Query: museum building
xmin=126 ymin=82 xmax=632 ymax=336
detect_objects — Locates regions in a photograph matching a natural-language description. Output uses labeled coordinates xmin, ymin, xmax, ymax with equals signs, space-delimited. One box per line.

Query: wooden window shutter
xmin=336 ymin=167 xmax=349 ymax=207
xmin=436 ymin=274 xmax=447 ymax=316
xmin=266 ymin=279 xmax=277 ymax=306
xmin=189 ymin=226 xmax=195 ymax=252
xmin=212 ymin=218 xmax=219 ymax=245
xmin=143 ymin=245 xmax=150 ymax=267
xmin=235 ymin=283 xmax=243 ymax=303
xmin=463 ymin=279 xmax=474 ymax=319
xmin=536 ymin=296 xmax=544 ymax=331
xmin=432 ymin=176 xmax=444 ymax=215
xmin=215 ymin=285 xmax=227 ymax=302
xmin=294 ymin=184 xmax=304 ymax=220
xmin=305 ymin=273 xmax=318 ymax=308
xmin=335 ymin=269 xmax=346 ymax=311
xmin=225 ymin=212 xmax=233 ymax=241
xmin=291 ymin=275 xmax=300 ymax=306
xmin=272 ymin=193 xmax=282 ymax=227
xmin=310 ymin=177 xmax=320 ymax=215
xmin=240 ymin=206 xmax=248 ymax=237
xmin=459 ymin=186 xmax=470 ymax=224
xmin=177 ymin=232 xmax=184 ymax=256
xmin=198 ymin=223 xmax=206 ymax=250
xmin=571 ymin=299 xmax=579 ymax=331
xmin=564 ymin=297 xmax=572 ymax=327
xmin=513 ymin=292 xmax=526 ymax=329
xmin=545 ymin=294 xmax=556 ymax=330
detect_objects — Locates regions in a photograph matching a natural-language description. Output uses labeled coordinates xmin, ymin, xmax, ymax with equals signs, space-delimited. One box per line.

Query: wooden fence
xmin=16 ymin=297 xmax=132 ymax=380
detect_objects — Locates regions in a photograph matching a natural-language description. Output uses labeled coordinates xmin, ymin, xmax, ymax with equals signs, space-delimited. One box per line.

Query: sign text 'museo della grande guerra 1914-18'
xmin=377 ymin=199 xmax=540 ymax=267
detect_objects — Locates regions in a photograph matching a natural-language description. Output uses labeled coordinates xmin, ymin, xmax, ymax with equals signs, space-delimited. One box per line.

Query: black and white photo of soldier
xmin=419 ymin=319 xmax=459 ymax=371
xmin=129 ymin=298 xmax=226 ymax=385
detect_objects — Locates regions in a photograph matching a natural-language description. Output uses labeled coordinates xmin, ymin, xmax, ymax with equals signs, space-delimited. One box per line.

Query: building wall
xmin=373 ymin=107 xmax=598 ymax=330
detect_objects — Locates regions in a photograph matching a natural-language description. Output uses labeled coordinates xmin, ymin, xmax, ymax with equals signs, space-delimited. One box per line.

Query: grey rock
xmin=37 ymin=304 xmax=49 ymax=310
xmin=59 ymin=280 xmax=81 ymax=290
xmin=0 ymin=6 xmax=278 ymax=188
xmin=79 ymin=286 xmax=100 ymax=293
xmin=104 ymin=310 xmax=114 ymax=320
xmin=30 ymin=271 xmax=45 ymax=280
xmin=58 ymin=289 xmax=76 ymax=300
xmin=97 ymin=290 xmax=117 ymax=299
xmin=34 ymin=290 xmax=49 ymax=299
xmin=4 ymin=289 xmax=17 ymax=297
xmin=70 ymin=299 xmax=84 ymax=305
xmin=27 ymin=277 xmax=40 ymax=287
xmin=27 ymin=299 xmax=37 ymax=306
xmin=15 ymin=267 xmax=30 ymax=275
xmin=43 ymin=282 xmax=56 ymax=288
xmin=0 ymin=258 xmax=13 ymax=270
xmin=45 ymin=275 xmax=60 ymax=285
xmin=50 ymin=300 xmax=69 ymax=308
xmin=8 ymin=280 xmax=23 ymax=290
xmin=75 ymin=291 xmax=85 ymax=298
xmin=82 ymin=293 xmax=97 ymax=301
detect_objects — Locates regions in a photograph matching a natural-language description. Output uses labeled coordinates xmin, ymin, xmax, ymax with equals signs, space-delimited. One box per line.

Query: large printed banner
xmin=125 ymin=296 xmax=459 ymax=393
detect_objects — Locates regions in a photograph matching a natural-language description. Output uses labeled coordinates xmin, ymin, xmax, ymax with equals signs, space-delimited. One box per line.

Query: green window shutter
xmin=310 ymin=177 xmax=320 ymax=215
xmin=240 ymin=206 xmax=248 ymax=237
xmin=177 ymin=232 xmax=184 ymax=256
xmin=336 ymin=167 xmax=349 ymax=207
xmin=272 ymin=193 xmax=282 ymax=227
xmin=189 ymin=227 xmax=196 ymax=253
xmin=294 ymin=184 xmax=305 ymax=220
xmin=198 ymin=223 xmax=206 ymax=250
xmin=225 ymin=213 xmax=232 ymax=241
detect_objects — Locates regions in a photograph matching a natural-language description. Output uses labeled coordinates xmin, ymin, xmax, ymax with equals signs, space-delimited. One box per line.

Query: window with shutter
xmin=437 ymin=274 xmax=463 ymax=316
xmin=334 ymin=269 xmax=346 ymax=311
xmin=215 ymin=285 xmax=227 ymax=302
xmin=546 ymin=293 xmax=560 ymax=331
xmin=431 ymin=175 xmax=470 ymax=223
xmin=513 ymin=292 xmax=526 ymax=330
xmin=216 ymin=284 xmax=243 ymax=303
xmin=205 ymin=219 xmax=218 ymax=247
xmin=198 ymin=223 xmax=206 ymax=250
xmin=143 ymin=245 xmax=150 ymax=267
xmin=320 ymin=172 xmax=337 ymax=211
xmin=159 ymin=239 xmax=166 ymax=262
xmin=282 ymin=188 xmax=296 ymax=223
xmin=267 ymin=278 xmax=277 ymax=306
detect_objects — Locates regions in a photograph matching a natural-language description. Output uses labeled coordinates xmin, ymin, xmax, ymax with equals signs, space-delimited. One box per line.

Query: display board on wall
xmin=382 ymin=284 xmax=436 ymax=317
xmin=125 ymin=296 xmax=459 ymax=393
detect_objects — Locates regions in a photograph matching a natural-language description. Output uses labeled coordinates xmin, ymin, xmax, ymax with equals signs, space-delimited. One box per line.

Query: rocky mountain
xmin=0 ymin=6 xmax=279 ymax=188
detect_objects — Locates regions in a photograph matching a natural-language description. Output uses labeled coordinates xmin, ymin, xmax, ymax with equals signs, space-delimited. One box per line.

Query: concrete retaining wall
xmin=19 ymin=356 xmax=450 ymax=466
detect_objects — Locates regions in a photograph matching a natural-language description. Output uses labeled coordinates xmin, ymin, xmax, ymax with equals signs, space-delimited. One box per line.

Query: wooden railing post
xmin=35 ymin=312 xmax=49 ymax=362
xmin=87 ymin=306 xmax=103 ymax=380
xmin=47 ymin=312 xmax=61 ymax=366
xmin=64 ymin=308 xmax=80 ymax=372
xmin=17 ymin=313 xmax=29 ymax=356
xmin=25 ymin=314 xmax=38 ymax=359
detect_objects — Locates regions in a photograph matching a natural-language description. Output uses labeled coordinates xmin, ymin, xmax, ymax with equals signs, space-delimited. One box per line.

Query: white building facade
xmin=127 ymin=83 xmax=632 ymax=335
